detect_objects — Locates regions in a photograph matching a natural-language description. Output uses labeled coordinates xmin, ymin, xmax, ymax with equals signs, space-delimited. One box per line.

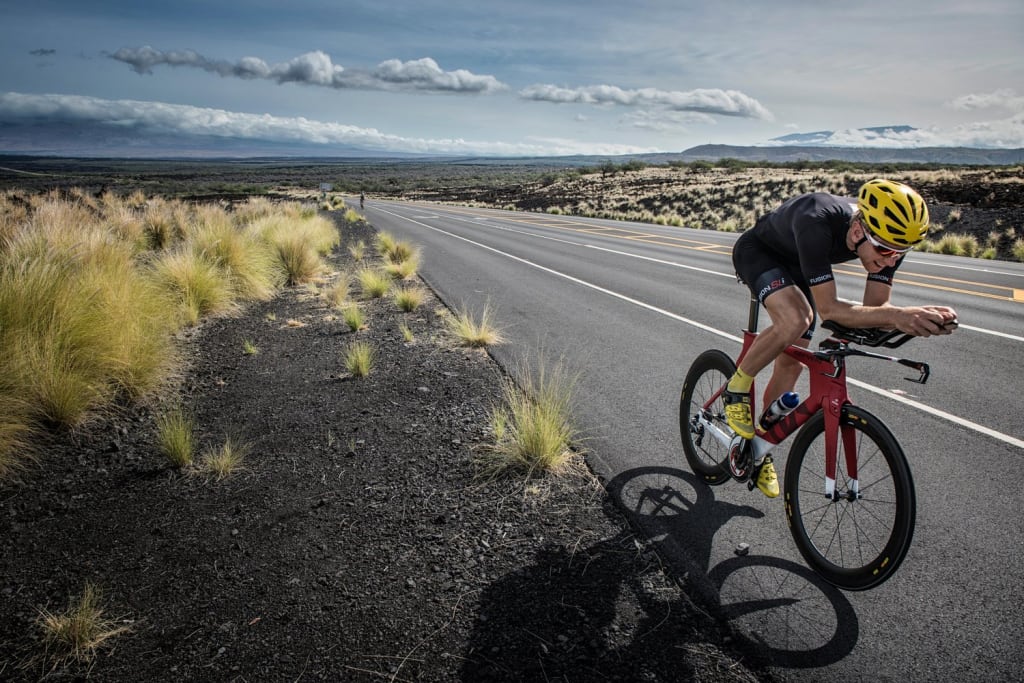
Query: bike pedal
xmin=728 ymin=435 xmax=752 ymax=481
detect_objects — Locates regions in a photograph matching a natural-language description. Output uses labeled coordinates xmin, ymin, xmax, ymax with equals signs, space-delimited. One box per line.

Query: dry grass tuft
xmin=200 ymin=437 xmax=249 ymax=481
xmin=156 ymin=405 xmax=195 ymax=468
xmin=478 ymin=359 xmax=582 ymax=478
xmin=33 ymin=582 xmax=132 ymax=670
xmin=344 ymin=341 xmax=375 ymax=377
xmin=445 ymin=303 xmax=504 ymax=347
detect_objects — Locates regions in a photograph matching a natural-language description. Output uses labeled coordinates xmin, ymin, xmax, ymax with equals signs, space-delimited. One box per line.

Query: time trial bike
xmin=679 ymin=297 xmax=942 ymax=591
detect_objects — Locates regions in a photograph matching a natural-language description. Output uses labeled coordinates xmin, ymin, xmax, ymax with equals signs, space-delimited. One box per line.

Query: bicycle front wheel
xmin=679 ymin=349 xmax=735 ymax=486
xmin=783 ymin=407 xmax=915 ymax=591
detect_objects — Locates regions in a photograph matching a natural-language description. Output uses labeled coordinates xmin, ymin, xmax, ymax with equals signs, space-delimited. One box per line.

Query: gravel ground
xmin=0 ymin=215 xmax=767 ymax=682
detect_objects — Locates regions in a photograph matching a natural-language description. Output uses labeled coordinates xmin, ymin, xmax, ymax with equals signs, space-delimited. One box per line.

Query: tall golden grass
xmin=0 ymin=190 xmax=340 ymax=476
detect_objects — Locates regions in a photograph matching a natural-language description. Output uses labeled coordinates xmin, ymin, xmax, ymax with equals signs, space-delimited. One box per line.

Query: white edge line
xmin=848 ymin=378 xmax=1024 ymax=449
xmin=378 ymin=206 xmax=1024 ymax=451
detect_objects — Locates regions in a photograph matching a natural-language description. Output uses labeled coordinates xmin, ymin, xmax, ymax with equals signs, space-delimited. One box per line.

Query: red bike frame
xmin=698 ymin=297 xmax=929 ymax=498
xmin=729 ymin=328 xmax=857 ymax=499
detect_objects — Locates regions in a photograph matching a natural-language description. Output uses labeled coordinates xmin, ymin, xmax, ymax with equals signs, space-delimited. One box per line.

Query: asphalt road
xmin=356 ymin=198 xmax=1024 ymax=681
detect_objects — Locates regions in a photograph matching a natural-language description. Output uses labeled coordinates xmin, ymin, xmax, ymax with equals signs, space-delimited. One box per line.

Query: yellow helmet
xmin=857 ymin=178 xmax=929 ymax=247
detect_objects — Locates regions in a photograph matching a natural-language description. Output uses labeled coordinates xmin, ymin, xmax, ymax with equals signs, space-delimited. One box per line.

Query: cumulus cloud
xmin=109 ymin=46 xmax=506 ymax=94
xmin=621 ymin=110 xmax=716 ymax=132
xmin=519 ymin=83 xmax=774 ymax=120
xmin=948 ymin=89 xmax=1024 ymax=112
xmin=0 ymin=92 xmax=652 ymax=156
xmin=805 ymin=115 xmax=1024 ymax=149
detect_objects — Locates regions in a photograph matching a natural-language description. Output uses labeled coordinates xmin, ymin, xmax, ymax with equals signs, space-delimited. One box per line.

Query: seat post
xmin=747 ymin=296 xmax=760 ymax=333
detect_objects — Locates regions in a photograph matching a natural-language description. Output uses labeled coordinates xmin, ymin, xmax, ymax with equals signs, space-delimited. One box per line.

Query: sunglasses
xmin=859 ymin=219 xmax=912 ymax=256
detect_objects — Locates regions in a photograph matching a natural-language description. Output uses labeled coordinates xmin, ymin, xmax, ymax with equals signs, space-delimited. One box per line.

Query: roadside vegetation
xmin=0 ymin=190 xmax=342 ymax=476
xmin=479 ymin=357 xmax=583 ymax=479
xmin=444 ymin=302 xmax=505 ymax=348
xmin=31 ymin=581 xmax=131 ymax=673
xmin=394 ymin=162 xmax=1024 ymax=262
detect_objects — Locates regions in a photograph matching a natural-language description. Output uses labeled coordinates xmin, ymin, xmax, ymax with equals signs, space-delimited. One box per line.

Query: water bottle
xmin=759 ymin=391 xmax=800 ymax=430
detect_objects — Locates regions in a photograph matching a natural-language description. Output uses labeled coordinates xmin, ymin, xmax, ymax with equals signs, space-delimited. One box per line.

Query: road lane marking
xmin=402 ymin=201 xmax=1023 ymax=304
xmin=377 ymin=205 xmax=1024 ymax=451
xmin=386 ymin=205 xmax=1024 ymax=343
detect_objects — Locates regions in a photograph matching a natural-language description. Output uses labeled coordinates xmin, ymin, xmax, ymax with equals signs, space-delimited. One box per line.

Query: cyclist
xmin=360 ymin=191 xmax=365 ymax=210
xmin=725 ymin=178 xmax=958 ymax=497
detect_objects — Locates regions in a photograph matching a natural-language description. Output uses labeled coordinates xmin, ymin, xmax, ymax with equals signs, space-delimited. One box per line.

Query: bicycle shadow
xmin=460 ymin=527 xmax=740 ymax=681
xmin=604 ymin=465 xmax=860 ymax=668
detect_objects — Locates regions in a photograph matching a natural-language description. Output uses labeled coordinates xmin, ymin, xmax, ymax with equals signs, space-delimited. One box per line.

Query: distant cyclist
xmin=359 ymin=191 xmax=365 ymax=210
xmin=725 ymin=178 xmax=958 ymax=497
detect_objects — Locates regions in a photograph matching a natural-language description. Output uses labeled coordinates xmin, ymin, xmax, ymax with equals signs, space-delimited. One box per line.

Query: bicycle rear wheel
xmin=783 ymin=407 xmax=915 ymax=591
xmin=679 ymin=349 xmax=735 ymax=486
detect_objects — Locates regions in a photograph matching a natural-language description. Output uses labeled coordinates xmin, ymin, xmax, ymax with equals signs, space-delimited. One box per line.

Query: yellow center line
xmin=404 ymin=203 xmax=1019 ymax=304
xmin=833 ymin=266 xmax=1021 ymax=302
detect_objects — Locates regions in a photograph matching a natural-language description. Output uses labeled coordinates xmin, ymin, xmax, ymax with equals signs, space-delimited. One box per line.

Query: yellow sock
xmin=727 ymin=368 xmax=754 ymax=393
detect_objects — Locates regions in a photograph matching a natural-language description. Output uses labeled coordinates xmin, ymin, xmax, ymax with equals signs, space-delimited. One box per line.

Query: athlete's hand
xmin=896 ymin=306 xmax=958 ymax=336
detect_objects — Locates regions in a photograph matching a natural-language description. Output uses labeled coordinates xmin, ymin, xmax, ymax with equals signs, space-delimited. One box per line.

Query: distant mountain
xmin=769 ymin=125 xmax=917 ymax=145
xmin=2 ymin=120 xmax=1022 ymax=165
xmin=0 ymin=122 xmax=419 ymax=159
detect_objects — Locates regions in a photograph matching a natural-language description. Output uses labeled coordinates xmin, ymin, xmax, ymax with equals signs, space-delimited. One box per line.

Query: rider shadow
xmin=604 ymin=465 xmax=860 ymax=669
xmin=460 ymin=526 xmax=742 ymax=681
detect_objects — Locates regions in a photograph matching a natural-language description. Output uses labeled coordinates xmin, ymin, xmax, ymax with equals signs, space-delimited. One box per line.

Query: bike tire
xmin=783 ymin=407 xmax=915 ymax=591
xmin=679 ymin=349 xmax=735 ymax=486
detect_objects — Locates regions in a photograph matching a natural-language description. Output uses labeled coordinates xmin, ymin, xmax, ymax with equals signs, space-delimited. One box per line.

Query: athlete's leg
xmin=762 ymin=336 xmax=810 ymax=408
xmin=735 ymin=286 xmax=813 ymax=381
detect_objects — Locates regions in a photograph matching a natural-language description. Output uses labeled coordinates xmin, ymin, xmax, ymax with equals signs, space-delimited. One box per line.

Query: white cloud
xmin=0 ymin=92 xmax=653 ymax=156
xmin=813 ymin=113 xmax=1024 ymax=149
xmin=621 ymin=110 xmax=716 ymax=132
xmin=948 ymin=89 xmax=1024 ymax=112
xmin=110 ymin=47 xmax=506 ymax=94
xmin=519 ymin=83 xmax=773 ymax=120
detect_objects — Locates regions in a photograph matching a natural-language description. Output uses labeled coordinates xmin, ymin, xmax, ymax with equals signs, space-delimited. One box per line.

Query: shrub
xmin=1 ymin=234 xmax=175 ymax=428
xmin=445 ymin=303 xmax=504 ymax=347
xmin=1013 ymin=238 xmax=1024 ymax=263
xmin=267 ymin=232 xmax=320 ymax=285
xmin=480 ymin=360 xmax=580 ymax=477
xmin=342 ymin=303 xmax=366 ymax=332
xmin=375 ymin=231 xmax=397 ymax=257
xmin=151 ymin=247 xmax=237 ymax=325
xmin=348 ymin=240 xmax=366 ymax=261
xmin=201 ymin=437 xmax=248 ymax=481
xmin=933 ymin=233 xmax=979 ymax=257
xmin=35 ymin=582 xmax=130 ymax=667
xmin=384 ymin=255 xmax=419 ymax=280
xmin=156 ymin=405 xmax=195 ymax=468
xmin=345 ymin=341 xmax=374 ymax=377
xmin=0 ymin=391 xmax=31 ymax=478
xmin=384 ymin=239 xmax=418 ymax=265
xmin=254 ymin=211 xmax=339 ymax=284
xmin=394 ymin=286 xmax=426 ymax=312
xmin=357 ymin=268 xmax=391 ymax=298
xmin=190 ymin=205 xmax=283 ymax=300
xmin=323 ymin=275 xmax=350 ymax=309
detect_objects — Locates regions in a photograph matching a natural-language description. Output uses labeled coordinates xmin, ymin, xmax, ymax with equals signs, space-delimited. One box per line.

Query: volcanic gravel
xmin=0 ymin=216 xmax=764 ymax=682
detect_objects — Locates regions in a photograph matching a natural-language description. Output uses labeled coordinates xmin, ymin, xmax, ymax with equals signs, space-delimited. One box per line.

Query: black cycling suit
xmin=733 ymin=192 xmax=902 ymax=339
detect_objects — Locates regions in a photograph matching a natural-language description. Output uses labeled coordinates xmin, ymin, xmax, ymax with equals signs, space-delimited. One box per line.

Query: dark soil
xmin=0 ymin=216 xmax=765 ymax=681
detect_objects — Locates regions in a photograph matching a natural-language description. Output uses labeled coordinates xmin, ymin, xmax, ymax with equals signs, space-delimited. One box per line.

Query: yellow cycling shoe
xmin=753 ymin=456 xmax=780 ymax=498
xmin=723 ymin=389 xmax=754 ymax=440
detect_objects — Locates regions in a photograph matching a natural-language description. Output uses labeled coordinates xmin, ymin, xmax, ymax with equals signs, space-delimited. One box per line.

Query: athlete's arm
xmin=811 ymin=280 xmax=956 ymax=336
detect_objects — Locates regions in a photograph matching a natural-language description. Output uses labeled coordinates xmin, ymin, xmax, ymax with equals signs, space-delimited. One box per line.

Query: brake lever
xmin=898 ymin=358 xmax=930 ymax=384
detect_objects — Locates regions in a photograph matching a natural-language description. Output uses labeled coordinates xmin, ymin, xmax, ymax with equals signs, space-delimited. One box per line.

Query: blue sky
xmin=1 ymin=0 xmax=1022 ymax=156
